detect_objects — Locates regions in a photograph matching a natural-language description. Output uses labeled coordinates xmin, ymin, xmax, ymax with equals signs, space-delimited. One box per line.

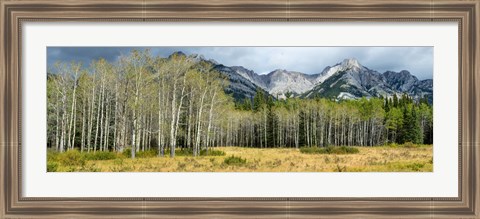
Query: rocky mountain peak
xmin=188 ymin=53 xmax=219 ymax=65
xmin=340 ymin=58 xmax=362 ymax=69
xmin=269 ymin=69 xmax=288 ymax=75
xmin=383 ymin=70 xmax=418 ymax=81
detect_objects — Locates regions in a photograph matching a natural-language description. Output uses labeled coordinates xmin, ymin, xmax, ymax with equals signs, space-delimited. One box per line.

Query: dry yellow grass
xmin=70 ymin=146 xmax=433 ymax=172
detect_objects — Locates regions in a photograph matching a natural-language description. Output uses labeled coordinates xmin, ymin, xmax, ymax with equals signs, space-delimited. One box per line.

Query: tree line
xmin=234 ymin=89 xmax=432 ymax=148
xmin=47 ymin=50 xmax=433 ymax=158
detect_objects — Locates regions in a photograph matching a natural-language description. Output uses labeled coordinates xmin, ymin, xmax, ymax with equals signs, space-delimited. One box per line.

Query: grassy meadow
xmin=47 ymin=143 xmax=433 ymax=172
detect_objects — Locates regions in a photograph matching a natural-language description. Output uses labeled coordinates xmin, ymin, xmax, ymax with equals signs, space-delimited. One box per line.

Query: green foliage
xmin=418 ymin=103 xmax=433 ymax=144
xmin=393 ymin=94 xmax=399 ymax=107
xmin=136 ymin=149 xmax=157 ymax=158
xmin=56 ymin=149 xmax=86 ymax=166
xmin=399 ymin=105 xmax=423 ymax=144
xmin=384 ymin=93 xmax=432 ymax=145
xmin=237 ymin=98 xmax=253 ymax=111
xmin=223 ymin=155 xmax=247 ymax=165
xmin=174 ymin=148 xmax=226 ymax=156
xmin=252 ymin=87 xmax=272 ymax=111
xmin=285 ymin=91 xmax=293 ymax=99
xmin=201 ymin=149 xmax=226 ymax=156
xmin=385 ymin=107 xmax=403 ymax=143
xmin=387 ymin=143 xmax=399 ymax=148
xmin=47 ymin=161 xmax=59 ymax=172
xmin=171 ymin=149 xmax=190 ymax=156
xmin=402 ymin=142 xmax=419 ymax=148
xmin=47 ymin=149 xmax=118 ymax=171
xmin=406 ymin=162 xmax=425 ymax=171
xmin=122 ymin=148 xmax=132 ymax=157
xmin=299 ymin=146 xmax=359 ymax=155
xmin=47 ymin=149 xmax=59 ymax=162
xmin=113 ymin=158 xmax=125 ymax=166
xmin=122 ymin=148 xmax=157 ymax=158
xmin=83 ymin=151 xmax=117 ymax=160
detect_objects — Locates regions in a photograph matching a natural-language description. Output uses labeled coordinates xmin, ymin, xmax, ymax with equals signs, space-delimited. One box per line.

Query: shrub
xmin=200 ymin=149 xmax=226 ymax=156
xmin=57 ymin=149 xmax=86 ymax=166
xmin=300 ymin=147 xmax=324 ymax=154
xmin=47 ymin=149 xmax=59 ymax=162
xmin=333 ymin=146 xmax=359 ymax=154
xmin=173 ymin=148 xmax=225 ymax=156
xmin=223 ymin=155 xmax=247 ymax=165
xmin=402 ymin=142 xmax=418 ymax=148
xmin=47 ymin=161 xmax=58 ymax=172
xmin=83 ymin=151 xmax=117 ymax=160
xmin=122 ymin=148 xmax=132 ymax=157
xmin=388 ymin=143 xmax=399 ymax=148
xmin=299 ymin=146 xmax=359 ymax=155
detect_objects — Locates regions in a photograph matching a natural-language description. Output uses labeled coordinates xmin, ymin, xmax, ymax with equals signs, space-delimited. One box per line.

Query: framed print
xmin=1 ymin=0 xmax=479 ymax=218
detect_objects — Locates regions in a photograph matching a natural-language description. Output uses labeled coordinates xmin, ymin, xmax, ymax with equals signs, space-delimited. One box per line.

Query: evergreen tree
xmin=400 ymin=104 xmax=423 ymax=144
xmin=393 ymin=94 xmax=398 ymax=107
xmin=411 ymin=106 xmax=423 ymax=144
xmin=267 ymin=108 xmax=276 ymax=147
xmin=285 ymin=91 xmax=293 ymax=99
xmin=241 ymin=98 xmax=252 ymax=111
xmin=253 ymin=88 xmax=265 ymax=111
xmin=384 ymin=96 xmax=390 ymax=112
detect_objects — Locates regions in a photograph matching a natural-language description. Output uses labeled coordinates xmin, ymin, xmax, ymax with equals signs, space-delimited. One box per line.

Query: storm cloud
xmin=48 ymin=47 xmax=433 ymax=80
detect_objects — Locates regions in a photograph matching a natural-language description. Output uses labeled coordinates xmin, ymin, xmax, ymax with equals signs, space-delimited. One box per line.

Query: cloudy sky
xmin=47 ymin=47 xmax=433 ymax=80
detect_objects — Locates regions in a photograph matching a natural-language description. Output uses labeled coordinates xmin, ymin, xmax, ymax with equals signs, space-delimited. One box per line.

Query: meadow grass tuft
xmin=223 ymin=155 xmax=247 ymax=165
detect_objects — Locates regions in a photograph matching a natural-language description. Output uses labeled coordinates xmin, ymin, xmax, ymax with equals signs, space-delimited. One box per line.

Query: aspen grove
xmin=47 ymin=50 xmax=433 ymax=158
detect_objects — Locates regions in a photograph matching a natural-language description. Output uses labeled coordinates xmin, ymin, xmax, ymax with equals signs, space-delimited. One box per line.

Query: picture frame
xmin=1 ymin=0 xmax=478 ymax=218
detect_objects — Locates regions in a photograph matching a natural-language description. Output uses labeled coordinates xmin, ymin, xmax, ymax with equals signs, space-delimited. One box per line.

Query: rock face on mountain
xmin=212 ymin=64 xmax=267 ymax=100
xmin=226 ymin=58 xmax=432 ymax=102
xmin=228 ymin=67 xmax=317 ymax=98
xmin=262 ymin=69 xmax=318 ymax=98
xmin=302 ymin=58 xmax=433 ymax=102
xmin=173 ymin=51 xmax=433 ymax=102
xmin=304 ymin=59 xmax=388 ymax=98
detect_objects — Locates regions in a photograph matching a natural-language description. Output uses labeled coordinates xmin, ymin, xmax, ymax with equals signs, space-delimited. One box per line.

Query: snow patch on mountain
xmin=338 ymin=92 xmax=358 ymax=100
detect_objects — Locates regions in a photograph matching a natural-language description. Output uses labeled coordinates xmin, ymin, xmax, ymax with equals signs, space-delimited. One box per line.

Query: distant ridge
xmin=172 ymin=51 xmax=433 ymax=102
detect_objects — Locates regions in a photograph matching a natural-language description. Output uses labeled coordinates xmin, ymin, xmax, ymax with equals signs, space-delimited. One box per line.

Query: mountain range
xmin=173 ymin=51 xmax=433 ymax=103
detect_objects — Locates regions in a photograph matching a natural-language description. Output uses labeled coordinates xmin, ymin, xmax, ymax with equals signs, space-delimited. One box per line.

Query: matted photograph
xmin=3 ymin=0 xmax=479 ymax=217
xmin=46 ymin=47 xmax=433 ymax=172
